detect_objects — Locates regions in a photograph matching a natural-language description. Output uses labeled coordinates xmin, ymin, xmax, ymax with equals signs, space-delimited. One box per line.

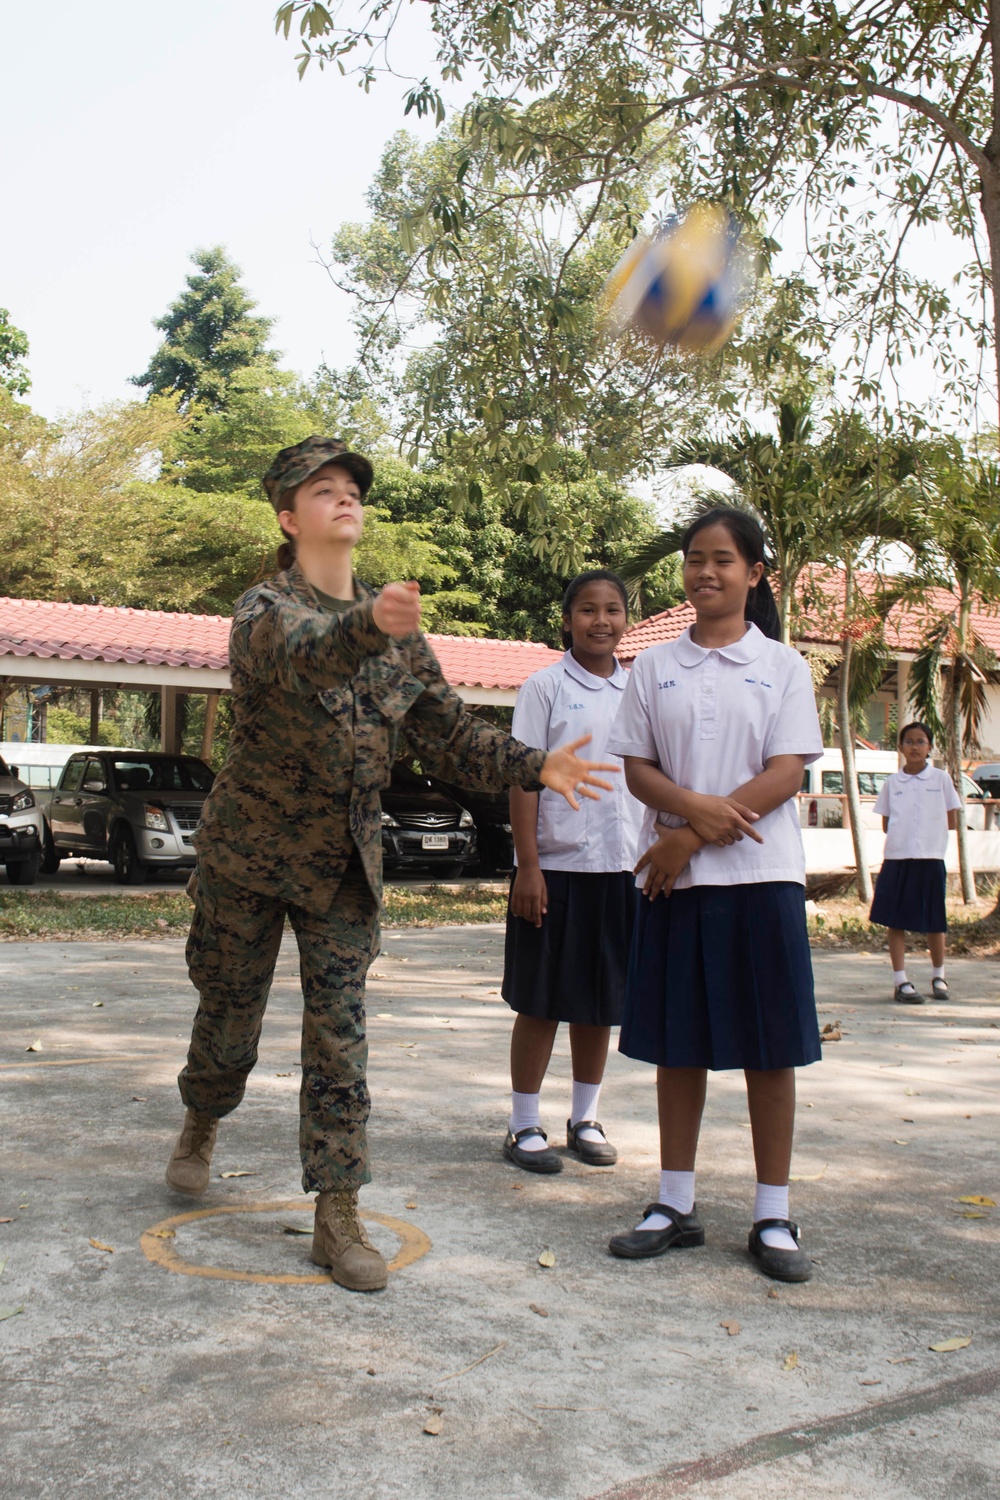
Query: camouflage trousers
xmin=178 ymin=852 xmax=379 ymax=1192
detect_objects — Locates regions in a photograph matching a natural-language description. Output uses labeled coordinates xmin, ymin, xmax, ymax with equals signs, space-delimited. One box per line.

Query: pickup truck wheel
xmin=112 ymin=827 xmax=148 ymax=886
xmin=41 ymin=828 xmax=61 ymax=874
xmin=6 ymin=855 xmax=41 ymax=886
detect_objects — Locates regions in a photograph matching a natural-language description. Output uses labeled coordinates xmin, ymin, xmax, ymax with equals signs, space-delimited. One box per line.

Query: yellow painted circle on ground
xmin=141 ymin=1199 xmax=431 ymax=1285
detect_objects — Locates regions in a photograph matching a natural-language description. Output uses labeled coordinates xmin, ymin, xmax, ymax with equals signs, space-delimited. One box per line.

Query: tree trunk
xmin=838 ymin=563 xmax=872 ymax=902
xmin=980 ymin=0 xmax=1000 ymax=426
xmin=950 ymin=593 xmax=977 ymax=903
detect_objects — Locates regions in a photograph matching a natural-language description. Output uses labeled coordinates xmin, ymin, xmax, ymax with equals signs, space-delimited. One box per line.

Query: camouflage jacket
xmin=194 ymin=563 xmax=547 ymax=913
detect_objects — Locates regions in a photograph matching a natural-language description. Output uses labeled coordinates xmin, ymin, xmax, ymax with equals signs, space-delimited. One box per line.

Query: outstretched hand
xmin=539 ymin=735 xmax=618 ymax=810
xmin=373 ymin=581 xmax=421 ymax=638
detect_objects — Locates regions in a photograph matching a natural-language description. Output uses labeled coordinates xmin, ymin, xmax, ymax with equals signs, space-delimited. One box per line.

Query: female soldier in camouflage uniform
xmin=165 ymin=436 xmax=616 ymax=1291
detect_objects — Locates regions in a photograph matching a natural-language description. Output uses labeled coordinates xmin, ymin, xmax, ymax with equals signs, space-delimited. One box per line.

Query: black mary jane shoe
xmin=893 ymin=983 xmax=925 ymax=1005
xmin=608 ymin=1203 xmax=705 ymax=1259
xmin=502 ymin=1126 xmax=564 ymax=1174
xmin=566 ymin=1118 xmax=618 ymax=1166
xmin=747 ymin=1218 xmax=813 ymax=1283
xmin=931 ymin=977 xmax=950 ymax=1001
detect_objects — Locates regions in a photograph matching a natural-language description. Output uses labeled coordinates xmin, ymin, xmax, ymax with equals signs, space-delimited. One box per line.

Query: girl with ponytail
xmin=604 ymin=506 xmax=825 ymax=1284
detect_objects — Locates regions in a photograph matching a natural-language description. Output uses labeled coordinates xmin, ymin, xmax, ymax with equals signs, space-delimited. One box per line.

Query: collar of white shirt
xmin=673 ymin=622 xmax=765 ymax=668
xmin=900 ymin=765 xmax=934 ymax=782
xmin=561 ymin=650 xmax=628 ymax=692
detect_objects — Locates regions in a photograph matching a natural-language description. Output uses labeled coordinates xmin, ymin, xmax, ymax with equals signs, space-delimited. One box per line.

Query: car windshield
xmin=111 ymin=757 xmax=214 ymax=792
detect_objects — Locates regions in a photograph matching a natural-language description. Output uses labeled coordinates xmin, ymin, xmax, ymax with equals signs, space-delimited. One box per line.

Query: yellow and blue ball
xmin=601 ymin=204 xmax=746 ymax=353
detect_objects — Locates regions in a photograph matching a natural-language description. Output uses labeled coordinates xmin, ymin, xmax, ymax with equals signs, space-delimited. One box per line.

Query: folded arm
xmin=629 ymin=755 xmax=809 ymax=899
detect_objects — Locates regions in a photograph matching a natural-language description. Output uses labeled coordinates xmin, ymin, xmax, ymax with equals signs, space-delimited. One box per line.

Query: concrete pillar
xmin=89 ymin=689 xmax=101 ymax=745
xmin=200 ymin=692 xmax=219 ymax=764
xmin=160 ymin=686 xmax=178 ymax=753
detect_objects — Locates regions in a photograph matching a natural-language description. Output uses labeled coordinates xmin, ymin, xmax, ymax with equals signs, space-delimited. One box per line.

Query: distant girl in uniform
xmin=501 ymin=570 xmax=643 ymax=1174
xmin=605 ymin=507 xmax=823 ymax=1283
xmin=869 ymin=722 xmax=961 ymax=1003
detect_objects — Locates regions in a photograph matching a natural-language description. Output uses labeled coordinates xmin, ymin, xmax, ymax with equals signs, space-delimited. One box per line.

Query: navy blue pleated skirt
xmin=502 ymin=869 xmax=639 ymax=1025
xmin=619 ymin=882 xmax=821 ymax=1071
xmin=869 ymin=858 xmax=947 ymax=934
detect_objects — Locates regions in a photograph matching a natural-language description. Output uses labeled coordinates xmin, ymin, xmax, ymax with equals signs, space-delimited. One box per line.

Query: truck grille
xmin=170 ymin=805 xmax=203 ymax=834
xmin=393 ymin=811 xmax=460 ymax=832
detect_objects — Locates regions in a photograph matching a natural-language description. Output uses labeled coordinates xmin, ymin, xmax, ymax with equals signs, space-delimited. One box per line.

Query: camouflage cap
xmin=262 ymin=436 xmax=374 ymax=509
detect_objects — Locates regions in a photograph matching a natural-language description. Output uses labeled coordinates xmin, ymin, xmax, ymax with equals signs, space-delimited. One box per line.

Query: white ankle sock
xmin=893 ymin=969 xmax=908 ymax=987
xmin=636 ymin=1169 xmax=695 ymax=1230
xmin=509 ymin=1091 xmax=547 ymax=1151
xmin=754 ymin=1182 xmax=797 ymax=1251
xmin=932 ymin=965 xmax=945 ymax=980
xmin=570 ymin=1079 xmax=603 ymax=1143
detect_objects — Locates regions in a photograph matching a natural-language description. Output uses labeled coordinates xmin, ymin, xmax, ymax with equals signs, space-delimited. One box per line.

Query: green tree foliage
xmin=370 ymin=454 xmax=681 ymax=643
xmin=0 ymin=309 xmax=30 ymax=396
xmin=277 ymin=0 xmax=1000 ymax=428
xmin=324 ymin=126 xmax=736 ymax=507
xmin=132 ymin=247 xmax=280 ymax=412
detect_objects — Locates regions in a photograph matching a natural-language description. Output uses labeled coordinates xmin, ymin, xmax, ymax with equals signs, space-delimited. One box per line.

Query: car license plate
xmin=422 ymin=834 xmax=449 ymax=850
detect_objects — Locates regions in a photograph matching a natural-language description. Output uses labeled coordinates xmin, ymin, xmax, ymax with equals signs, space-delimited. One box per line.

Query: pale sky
xmin=1 ymin=0 xmax=445 ymax=419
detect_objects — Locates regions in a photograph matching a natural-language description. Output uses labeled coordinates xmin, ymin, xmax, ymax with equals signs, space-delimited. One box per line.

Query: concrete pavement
xmin=1 ymin=927 xmax=998 ymax=1499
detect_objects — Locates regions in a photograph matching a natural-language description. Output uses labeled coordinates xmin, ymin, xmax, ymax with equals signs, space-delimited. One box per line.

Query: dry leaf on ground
xmin=220 ymin=1171 xmax=258 ymax=1179
xmin=957 ymin=1195 xmax=996 ymax=1207
xmin=767 ymin=1287 xmax=780 ymax=1300
xmin=720 ymin=1320 xmax=741 ymax=1337
xmin=89 ymin=1238 xmax=114 ymax=1253
xmin=929 ymin=1336 xmax=972 ymax=1352
xmin=820 ymin=1023 xmax=842 ymax=1042
xmin=0 ymin=1307 xmax=23 ymax=1322
xmin=790 ymin=1166 xmax=827 ymax=1182
xmin=423 ymin=1414 xmax=444 ymax=1436
xmin=537 ymin=1249 xmax=556 ymax=1268
xmin=149 ymin=1228 xmax=175 ymax=1240
xmin=25 ymin=1040 xmax=42 ymax=1052
xmin=405 ymin=1201 xmax=418 ymax=1210
xmin=529 ymin=1304 xmax=548 ymax=1317
xmin=781 ymin=1351 xmax=799 ymax=1371
xmin=281 ymin=1224 xmax=311 ymax=1236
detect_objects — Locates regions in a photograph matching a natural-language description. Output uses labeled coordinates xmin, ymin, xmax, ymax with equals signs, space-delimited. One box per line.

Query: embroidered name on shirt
xmin=565 ymin=702 xmax=585 ymax=710
xmin=657 ymin=679 xmax=678 ymax=690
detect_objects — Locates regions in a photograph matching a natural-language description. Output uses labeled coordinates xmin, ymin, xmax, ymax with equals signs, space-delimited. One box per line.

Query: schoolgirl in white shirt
xmin=502 ymin=570 xmax=644 ymax=1174
xmin=869 ymin=722 xmax=961 ymax=1003
xmin=605 ymin=508 xmax=824 ymax=1283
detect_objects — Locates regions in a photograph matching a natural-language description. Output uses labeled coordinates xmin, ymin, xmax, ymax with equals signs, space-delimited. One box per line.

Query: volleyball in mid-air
xmin=600 ymin=204 xmax=747 ymax=353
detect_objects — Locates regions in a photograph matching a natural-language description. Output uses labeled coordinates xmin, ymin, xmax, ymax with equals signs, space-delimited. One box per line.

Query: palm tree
xmin=620 ymin=402 xmax=823 ymax=645
xmin=902 ymin=444 xmax=1000 ymax=904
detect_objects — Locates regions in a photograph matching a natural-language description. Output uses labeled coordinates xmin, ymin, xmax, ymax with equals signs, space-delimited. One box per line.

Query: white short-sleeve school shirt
xmin=607 ymin=624 xmax=823 ymax=889
xmin=511 ymin=651 xmax=643 ymax=872
xmin=873 ymin=765 xmax=961 ymax=860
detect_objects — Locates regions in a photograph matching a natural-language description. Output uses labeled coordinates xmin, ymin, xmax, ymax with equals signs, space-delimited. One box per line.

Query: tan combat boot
xmin=311 ymin=1189 xmax=388 ymax=1292
xmin=165 ymin=1109 xmax=219 ymax=1194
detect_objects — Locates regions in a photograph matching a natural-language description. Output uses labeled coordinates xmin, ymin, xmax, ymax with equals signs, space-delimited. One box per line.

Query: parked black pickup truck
xmin=36 ymin=751 xmax=214 ymax=884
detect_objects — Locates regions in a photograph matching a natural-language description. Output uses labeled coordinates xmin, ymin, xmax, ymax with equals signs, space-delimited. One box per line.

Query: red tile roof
xmin=618 ymin=567 xmax=1000 ymax=661
xmin=426 ymin=634 xmax=562 ymax=690
xmin=0 ymin=596 xmax=563 ymax=690
xmin=0 ymin=597 xmax=231 ymax=670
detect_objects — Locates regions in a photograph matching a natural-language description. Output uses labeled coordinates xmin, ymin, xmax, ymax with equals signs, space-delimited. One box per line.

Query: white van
xmin=799 ymin=749 xmax=987 ymax=830
xmin=799 ymin=750 xmax=899 ymax=830
xmin=0 ymin=743 xmax=128 ymax=791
